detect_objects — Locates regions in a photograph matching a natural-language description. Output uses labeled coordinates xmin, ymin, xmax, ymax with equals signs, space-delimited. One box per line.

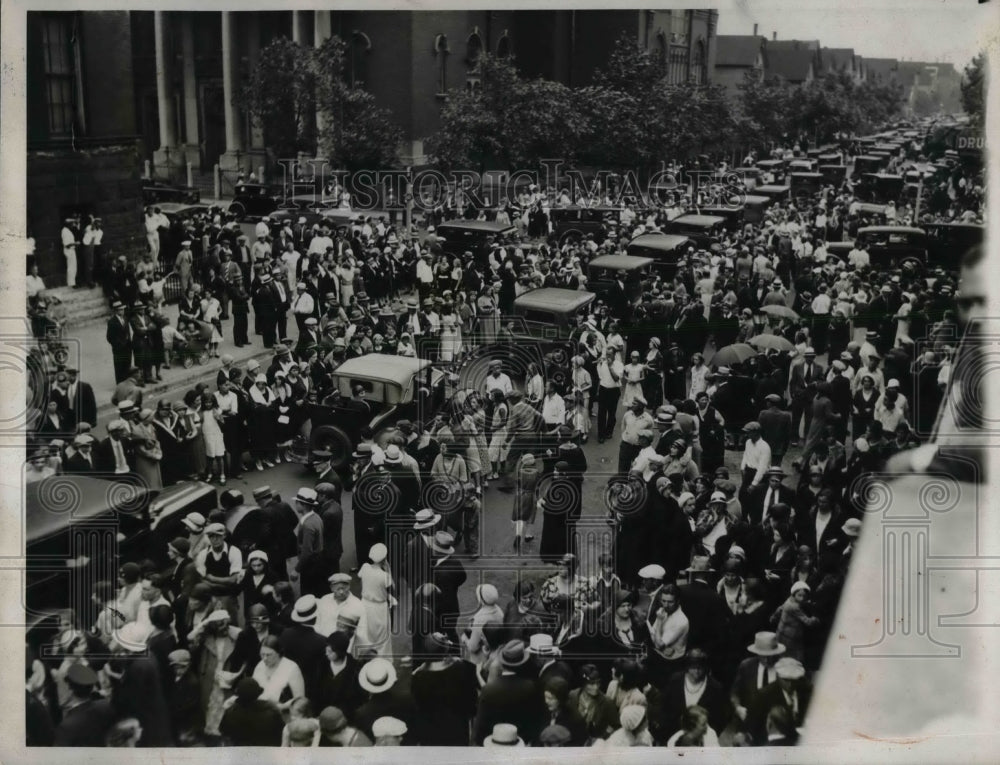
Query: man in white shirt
xmin=143 ymin=209 xmax=160 ymax=264
xmin=596 ymin=347 xmax=625 ymax=443
xmin=280 ymin=242 xmax=300 ymax=291
xmin=483 ymin=361 xmax=513 ymax=400
xmin=291 ymin=282 xmax=316 ymax=334
xmin=740 ymin=421 xmax=772 ymax=492
xmin=315 ymin=572 xmax=365 ymax=638
xmin=416 ymin=253 xmax=434 ymax=300
xmin=308 ymin=226 xmax=333 ymax=256
xmin=133 ymin=574 xmax=172 ymax=640
xmin=195 ymin=522 xmax=244 ymax=619
xmin=61 ymin=216 xmax=79 ymax=287
xmin=847 ymin=244 xmax=870 ymax=270
xmin=254 ymin=218 xmax=270 ymax=240
xmin=540 ymin=382 xmax=566 ymax=431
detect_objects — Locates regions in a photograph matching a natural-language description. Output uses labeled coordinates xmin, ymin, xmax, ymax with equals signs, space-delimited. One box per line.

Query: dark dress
xmin=315 ymin=656 xmax=366 ymax=720
xmin=430 ymin=555 xmax=467 ymax=642
xmin=539 ymin=474 xmax=580 ymax=562
xmin=409 ymin=659 xmax=479 ymax=746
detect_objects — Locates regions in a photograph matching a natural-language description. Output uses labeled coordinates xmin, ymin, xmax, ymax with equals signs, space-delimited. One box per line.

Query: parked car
xmin=665 ymin=214 xmax=726 ymax=249
xmin=143 ymin=178 xmax=200 ymax=205
xmin=740 ymin=194 xmax=775 ymax=225
xmin=585 ymin=255 xmax=653 ymax=305
xmin=25 ymin=476 xmax=218 ymax=612
xmin=855 ymin=226 xmax=928 ymax=271
xmin=856 ymin=173 xmax=905 ymax=203
xmin=790 ymin=172 xmax=824 ymax=200
xmin=922 ymin=222 xmax=984 ymax=268
xmin=756 ymin=159 xmax=787 ymax=183
xmin=626 ymin=233 xmax=693 ymax=279
xmin=227 ymin=183 xmax=286 ymax=221
xmin=752 ymin=184 xmax=791 ymax=202
xmin=819 ymin=164 xmax=848 ymax=185
xmin=852 ymin=155 xmax=886 ymax=177
xmin=435 ymin=220 xmax=518 ymax=265
xmin=689 ymin=204 xmax=745 ymax=230
xmin=550 ymin=205 xmax=621 ymax=246
xmin=303 ymin=354 xmax=449 ymax=468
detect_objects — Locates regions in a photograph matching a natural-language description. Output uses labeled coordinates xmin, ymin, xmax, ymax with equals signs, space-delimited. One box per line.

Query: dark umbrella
xmin=711 ymin=343 xmax=758 ymax=367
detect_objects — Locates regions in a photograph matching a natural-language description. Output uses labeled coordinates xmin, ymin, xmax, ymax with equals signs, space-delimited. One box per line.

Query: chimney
xmin=772 ymin=31 xmax=777 ymax=41
xmin=753 ymin=23 xmax=758 ymax=37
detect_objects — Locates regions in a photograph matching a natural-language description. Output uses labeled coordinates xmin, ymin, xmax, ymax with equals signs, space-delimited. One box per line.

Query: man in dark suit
xmin=251 ymin=486 xmax=296 ymax=578
xmin=650 ymin=648 xmax=732 ymax=741
xmin=788 ymin=348 xmax=825 ymax=446
xmin=353 ymin=658 xmax=418 ymax=742
xmin=219 ymin=677 xmax=285 ymax=746
xmin=95 ymin=421 xmax=134 ymax=475
xmin=65 ymin=367 xmax=97 ymax=429
xmin=757 ymin=394 xmax=792 ymax=466
xmin=746 ymin=467 xmax=796 ymax=528
xmin=677 ymin=557 xmax=729 ymax=658
xmin=747 ymin=657 xmax=812 ymax=744
xmin=295 ymin=317 xmax=322 ymax=360
xmin=53 ymin=664 xmax=116 ymax=746
xmin=293 ymin=487 xmax=327 ymax=598
xmin=278 ymin=595 xmax=329 ymax=704
xmin=317 ymin=481 xmax=344 ymax=577
xmin=253 ymin=273 xmax=280 ymax=348
xmin=730 ymin=631 xmax=786 ymax=730
xmin=105 ymin=300 xmax=133 ymax=384
xmin=473 ymin=640 xmax=546 ymax=745
xmin=795 ymin=487 xmax=846 ymax=554
xmin=65 ymin=434 xmax=98 ymax=474
xmin=111 ymin=367 xmax=144 ymax=409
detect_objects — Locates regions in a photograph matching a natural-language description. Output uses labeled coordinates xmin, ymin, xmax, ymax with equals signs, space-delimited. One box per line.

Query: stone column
xmin=292 ymin=10 xmax=309 ymax=45
xmin=153 ymin=11 xmax=178 ymax=171
xmin=313 ymin=10 xmax=330 ymax=150
xmin=220 ymin=11 xmax=245 ymax=173
xmin=180 ymin=13 xmax=201 ymax=171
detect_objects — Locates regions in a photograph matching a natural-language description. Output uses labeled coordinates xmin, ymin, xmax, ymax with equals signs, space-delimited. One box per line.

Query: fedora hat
xmin=295 ymin=487 xmax=318 ymax=506
xmin=358 ymin=658 xmax=397 ymax=694
xmin=527 ymin=633 xmax=559 ymax=656
xmin=292 ymin=595 xmax=319 ymax=624
xmin=484 ymin=723 xmax=524 ymax=747
xmin=499 ymin=639 xmax=531 ymax=668
xmin=747 ymin=631 xmax=786 ymax=656
xmin=430 ymin=530 xmax=455 ymax=556
xmin=413 ymin=508 xmax=442 ymax=530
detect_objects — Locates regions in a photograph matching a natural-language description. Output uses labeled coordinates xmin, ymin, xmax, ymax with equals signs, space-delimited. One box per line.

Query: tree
xmin=961 ymin=52 xmax=985 ymax=125
xmin=737 ymin=72 xmax=793 ymax=150
xmin=789 ymin=72 xmax=862 ymax=144
xmin=240 ymin=37 xmax=316 ymax=159
xmin=592 ymin=33 xmax=667 ymax=97
xmin=911 ymin=88 xmax=942 ymax=118
xmin=313 ymin=38 xmax=404 ymax=171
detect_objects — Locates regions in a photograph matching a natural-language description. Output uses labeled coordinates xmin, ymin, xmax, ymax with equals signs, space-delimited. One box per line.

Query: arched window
xmin=496 ymin=31 xmax=511 ymax=59
xmin=466 ymin=29 xmax=483 ymax=93
xmin=350 ymin=31 xmax=372 ymax=87
xmin=692 ymin=39 xmax=706 ymax=84
xmin=434 ymin=34 xmax=449 ymax=95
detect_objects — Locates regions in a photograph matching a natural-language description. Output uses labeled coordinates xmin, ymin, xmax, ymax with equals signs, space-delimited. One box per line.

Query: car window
xmin=333 ymin=376 xmax=386 ymax=403
xmin=522 ymin=309 xmax=555 ymax=324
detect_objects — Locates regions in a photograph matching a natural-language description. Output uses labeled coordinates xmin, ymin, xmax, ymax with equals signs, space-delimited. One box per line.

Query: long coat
xmin=539 ymin=474 xmax=580 ymax=561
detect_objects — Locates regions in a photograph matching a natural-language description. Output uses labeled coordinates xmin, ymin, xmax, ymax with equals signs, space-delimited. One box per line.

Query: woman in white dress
xmin=200 ymin=394 xmax=227 ymax=485
xmin=487 ymin=389 xmax=509 ymax=479
xmin=252 ymin=635 xmax=305 ymax=712
xmin=355 ymin=543 xmax=395 ymax=657
xmin=439 ymin=316 xmax=459 ymax=363
xmin=460 ymin=584 xmax=504 ymax=666
xmin=337 ymin=259 xmax=356 ymax=308
xmin=200 ymin=291 xmax=224 ymax=358
xmin=621 ymin=351 xmax=646 ymax=409
xmin=893 ymin=293 xmax=912 ymax=347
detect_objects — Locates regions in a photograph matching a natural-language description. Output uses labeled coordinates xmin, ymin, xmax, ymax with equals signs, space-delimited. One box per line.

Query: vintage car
xmin=732 ymin=166 xmax=763 ymax=190
xmin=626 ymin=233 xmax=693 ymax=279
xmin=823 ymin=241 xmax=854 ymax=262
xmin=750 ymin=184 xmax=791 ymax=202
xmin=855 ymin=226 xmax=928 ymax=271
xmin=227 ymin=183 xmax=287 ymax=221
xmin=789 ymin=172 xmax=824 ymax=200
xmin=689 ymin=204 xmax=745 ymax=230
xmin=143 ymin=178 xmax=200 ymax=205
xmin=435 ymin=220 xmax=518 ymax=264
xmin=852 ymin=155 xmax=887 ymax=177
xmin=922 ymin=222 xmax=984 ymax=268
xmin=25 ymin=476 xmax=217 ymax=612
xmin=856 ymin=173 xmax=905 ymax=203
xmin=585 ymin=255 xmax=654 ymax=305
xmin=305 ymin=354 xmax=449 ymax=468
xmin=819 ymin=164 xmax=848 ymax=185
xmin=549 ymin=205 xmax=621 ymax=245
xmin=756 ymin=159 xmax=787 ymax=183
xmin=664 ymin=214 xmax=726 ymax=249
xmin=740 ymin=194 xmax=775 ymax=225
xmin=156 ymin=201 xmax=213 ymax=225
xmin=787 ymin=158 xmax=819 ymax=173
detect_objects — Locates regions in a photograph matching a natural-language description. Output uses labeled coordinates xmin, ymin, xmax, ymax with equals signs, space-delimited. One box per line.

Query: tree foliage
xmin=241 ymin=35 xmax=404 ymax=170
xmin=960 ymin=52 xmax=985 ymax=125
xmin=239 ymin=37 xmax=315 ymax=159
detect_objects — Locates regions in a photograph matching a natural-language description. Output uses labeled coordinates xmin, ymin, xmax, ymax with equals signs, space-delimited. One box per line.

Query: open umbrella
xmin=749 ymin=334 xmax=796 ymax=353
xmin=760 ymin=304 xmax=800 ymax=321
xmin=711 ymin=343 xmax=758 ymax=367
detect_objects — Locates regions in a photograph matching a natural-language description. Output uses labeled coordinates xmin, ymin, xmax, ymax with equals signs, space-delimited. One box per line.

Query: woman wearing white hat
xmin=354 ymin=543 xmax=396 ymax=657
xmin=774 ymin=581 xmax=820 ymax=663
xmin=461 ymin=584 xmax=504 ymax=666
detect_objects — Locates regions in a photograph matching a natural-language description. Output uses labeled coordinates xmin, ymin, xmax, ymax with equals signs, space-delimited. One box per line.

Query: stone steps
xmin=48 ymin=286 xmax=112 ymax=327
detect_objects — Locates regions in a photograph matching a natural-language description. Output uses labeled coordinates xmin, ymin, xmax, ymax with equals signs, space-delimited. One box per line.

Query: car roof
xmin=673 ymin=214 xmax=726 ymax=227
xmin=756 ymin=160 xmax=784 ymax=166
xmin=25 ymin=476 xmax=154 ymax=543
xmin=755 ymin=185 xmax=790 ymax=192
xmin=436 ymin=220 xmax=517 ymax=233
xmin=790 ymin=172 xmax=823 ymax=178
xmin=858 ymin=226 xmax=925 ymax=236
xmin=588 ymin=254 xmax=654 ymax=270
xmin=156 ymin=202 xmax=209 ymax=213
xmin=628 ymin=233 xmax=692 ymax=251
xmin=514 ymin=288 xmax=596 ymax=312
xmin=742 ymin=195 xmax=773 ymax=205
xmin=331 ymin=353 xmax=432 ymax=386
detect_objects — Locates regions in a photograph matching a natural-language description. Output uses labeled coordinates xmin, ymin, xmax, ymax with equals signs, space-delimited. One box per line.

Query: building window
xmin=41 ymin=14 xmax=76 ymax=136
xmin=668 ymin=46 xmax=688 ymax=84
xmin=350 ymin=31 xmax=372 ymax=87
xmin=434 ymin=34 xmax=449 ymax=95
xmin=655 ymin=31 xmax=667 ymax=65
xmin=466 ymin=30 xmax=483 ymax=93
xmin=691 ymin=39 xmax=706 ymax=84
xmin=669 ymin=10 xmax=689 ymax=45
xmin=496 ymin=31 xmax=511 ymax=59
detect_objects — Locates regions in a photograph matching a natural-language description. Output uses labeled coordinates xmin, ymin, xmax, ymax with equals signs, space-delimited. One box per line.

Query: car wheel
xmin=228 ymin=202 xmax=246 ymax=221
xmin=197 ymin=350 xmax=210 ymax=365
xmin=559 ymin=229 xmax=583 ymax=246
xmin=183 ymin=356 xmax=194 ymax=369
xmin=548 ymin=347 xmax=569 ymax=367
xmin=310 ymin=424 xmax=352 ymax=469
xmin=549 ymin=366 xmax=569 ymax=392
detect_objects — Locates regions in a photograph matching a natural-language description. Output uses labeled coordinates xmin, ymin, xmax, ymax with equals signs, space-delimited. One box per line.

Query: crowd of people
xmin=25 ymin=133 xmax=986 ymax=748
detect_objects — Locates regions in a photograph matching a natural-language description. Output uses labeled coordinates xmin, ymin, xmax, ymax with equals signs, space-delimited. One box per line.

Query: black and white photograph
xmin=3 ymin=0 xmax=998 ymax=760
